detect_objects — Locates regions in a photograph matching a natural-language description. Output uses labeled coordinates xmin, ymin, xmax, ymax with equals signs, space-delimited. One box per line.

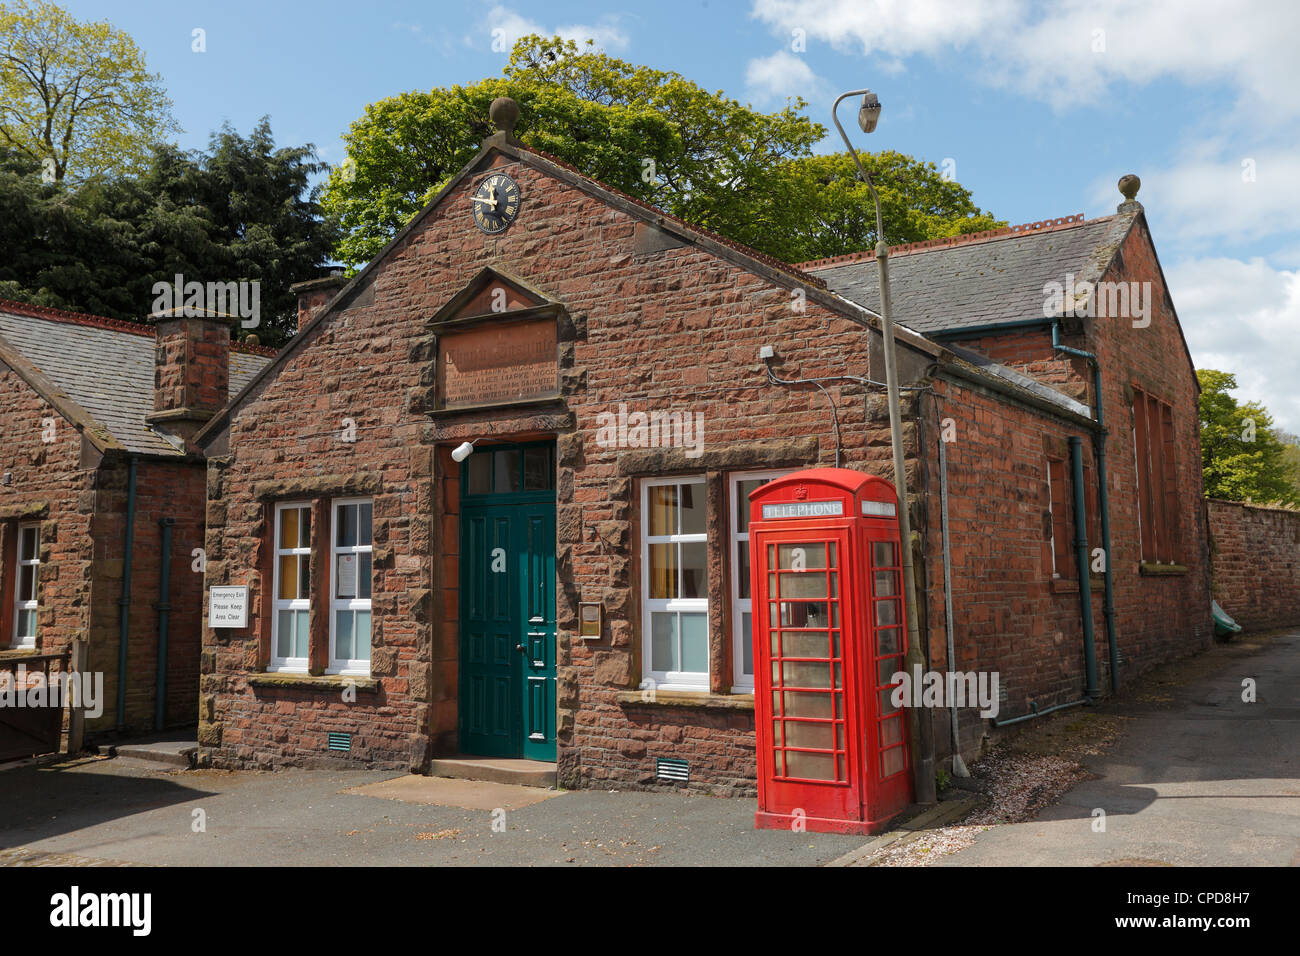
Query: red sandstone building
xmin=185 ymin=103 xmax=1211 ymax=794
xmin=0 ymin=300 xmax=270 ymax=751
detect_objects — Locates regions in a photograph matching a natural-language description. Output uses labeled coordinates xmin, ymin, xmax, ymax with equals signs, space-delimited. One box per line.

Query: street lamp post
xmin=832 ymin=89 xmax=937 ymax=806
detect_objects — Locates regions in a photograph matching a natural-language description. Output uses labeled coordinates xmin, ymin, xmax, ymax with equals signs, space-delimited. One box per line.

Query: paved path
xmin=0 ymin=759 xmax=861 ymax=866
xmin=934 ymin=629 xmax=1300 ymax=866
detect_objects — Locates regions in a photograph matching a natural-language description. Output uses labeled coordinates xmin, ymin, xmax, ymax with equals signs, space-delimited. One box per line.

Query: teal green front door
xmin=458 ymin=443 xmax=556 ymax=761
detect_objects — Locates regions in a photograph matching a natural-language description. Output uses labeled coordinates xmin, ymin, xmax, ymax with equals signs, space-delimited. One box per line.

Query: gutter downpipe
xmin=936 ymin=418 xmax=969 ymax=776
xmin=116 ymin=455 xmax=139 ymax=733
xmin=1069 ymin=437 xmax=1100 ymax=699
xmin=154 ymin=517 xmax=175 ymax=731
xmin=1052 ymin=322 xmax=1120 ymax=693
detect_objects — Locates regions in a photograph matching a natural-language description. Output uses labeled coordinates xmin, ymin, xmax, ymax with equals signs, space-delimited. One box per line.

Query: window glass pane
xmin=875 ymin=600 xmax=899 ymax=626
xmin=777 ymin=542 xmax=828 ymax=569
xmin=336 ymin=504 xmax=357 ymax=548
xmin=299 ymin=554 xmax=311 ymax=599
xmin=493 ymin=449 xmax=521 ymax=493
xmin=19 ymin=527 xmax=37 ymax=560
xmin=679 ymin=541 xmax=706 ymax=598
xmin=18 ymin=565 xmax=35 ymax=602
xmin=735 ymin=479 xmax=764 ymax=533
xmin=679 ymin=612 xmax=708 ymax=673
xmin=679 ymin=483 xmax=705 ymax=535
xmin=280 ymin=508 xmax=299 ymax=550
xmin=782 ymin=631 xmax=830 ymax=659
xmin=358 ymin=503 xmax=372 ymax=546
xmin=779 ymin=601 xmax=830 ymax=628
xmin=780 ymin=573 xmax=827 ymax=599
xmin=335 ymin=609 xmax=354 ymax=660
xmin=873 ymin=541 xmax=897 ymax=567
xmin=877 ymin=627 xmax=901 ymax=657
xmin=880 ymin=716 xmax=904 ymax=747
xmin=649 ymin=544 xmax=676 ymax=599
xmin=467 ymin=453 xmax=491 ymax=494
xmin=781 ymin=690 xmax=832 ymax=718
xmin=294 ymin=610 xmax=309 ymax=658
xmin=523 ymin=446 xmax=553 ymax=491
xmin=648 ymin=485 xmax=676 ymax=536
xmin=874 ymin=571 xmax=897 ymax=596
xmin=879 ymin=687 xmax=900 ymax=715
xmin=881 ymin=746 xmax=905 ymax=778
xmin=358 ymin=552 xmax=372 ymax=599
xmin=276 ymin=610 xmax=293 ymax=658
xmin=650 ymin=612 xmax=676 ymax=672
xmin=878 ymin=657 xmax=903 ymax=684
xmin=783 ymin=719 xmax=834 ymax=750
xmin=737 ymin=542 xmax=751 ymax=599
xmin=17 ymin=609 xmax=36 ymax=639
xmin=783 ymin=660 xmax=830 ymax=688
xmin=741 ymin=611 xmax=753 ymax=677
xmin=786 ymin=750 xmax=835 ymax=780
xmin=278 ymin=555 xmax=299 ymax=600
xmin=355 ymin=611 xmax=371 ymax=661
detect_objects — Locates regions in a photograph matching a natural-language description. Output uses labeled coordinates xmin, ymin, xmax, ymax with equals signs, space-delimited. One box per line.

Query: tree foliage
xmin=323 ymin=35 xmax=1001 ymax=268
xmin=0 ymin=0 xmax=179 ymax=182
xmin=1197 ymin=369 xmax=1300 ymax=506
xmin=0 ymin=119 xmax=339 ymax=347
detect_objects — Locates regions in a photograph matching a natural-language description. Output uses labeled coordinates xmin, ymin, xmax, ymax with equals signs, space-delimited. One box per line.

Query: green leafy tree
xmin=0 ymin=120 xmax=339 ymax=347
xmin=1197 ymin=369 xmax=1300 ymax=505
xmin=0 ymin=0 xmax=179 ymax=183
xmin=323 ymin=35 xmax=1000 ymax=268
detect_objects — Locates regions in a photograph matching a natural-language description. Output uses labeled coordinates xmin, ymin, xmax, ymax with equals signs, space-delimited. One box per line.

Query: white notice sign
xmin=209 ymin=586 xmax=249 ymax=628
xmin=337 ymin=554 xmax=357 ymax=598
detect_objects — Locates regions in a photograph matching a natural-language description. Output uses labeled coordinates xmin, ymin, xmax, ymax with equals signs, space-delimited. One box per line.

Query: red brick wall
xmin=1207 ymin=499 xmax=1300 ymax=631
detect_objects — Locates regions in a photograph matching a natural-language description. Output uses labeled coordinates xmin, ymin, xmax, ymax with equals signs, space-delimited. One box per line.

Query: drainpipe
xmin=154 ymin=517 xmax=174 ymax=731
xmin=936 ymin=416 xmax=969 ymax=776
xmin=1052 ymin=322 xmax=1120 ymax=693
xmin=1069 ymin=437 xmax=1100 ymax=699
xmin=116 ymin=455 xmax=139 ymax=732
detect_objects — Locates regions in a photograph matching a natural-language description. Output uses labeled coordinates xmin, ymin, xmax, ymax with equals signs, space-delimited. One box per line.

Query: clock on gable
xmin=471 ymin=173 xmax=521 ymax=234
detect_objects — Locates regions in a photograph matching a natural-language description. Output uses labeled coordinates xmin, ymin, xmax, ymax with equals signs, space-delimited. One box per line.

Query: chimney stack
xmin=290 ymin=274 xmax=347 ymax=334
xmin=145 ymin=307 xmax=236 ymax=440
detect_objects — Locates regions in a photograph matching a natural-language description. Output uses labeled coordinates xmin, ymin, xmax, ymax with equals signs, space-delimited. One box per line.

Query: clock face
xmin=471 ymin=173 xmax=521 ymax=234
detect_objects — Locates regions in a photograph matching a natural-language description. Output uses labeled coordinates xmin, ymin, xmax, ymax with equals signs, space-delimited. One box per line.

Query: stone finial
xmin=489 ymin=96 xmax=520 ymax=136
xmin=1118 ymin=173 xmax=1141 ymax=201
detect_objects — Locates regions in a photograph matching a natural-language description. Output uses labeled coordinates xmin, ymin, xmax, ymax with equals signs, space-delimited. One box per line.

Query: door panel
xmin=458 ymin=476 xmax=556 ymax=761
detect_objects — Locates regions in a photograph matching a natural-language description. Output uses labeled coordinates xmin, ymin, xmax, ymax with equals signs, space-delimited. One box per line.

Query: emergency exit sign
xmin=761 ymin=500 xmax=844 ymax=519
xmin=209 ymin=586 xmax=249 ymax=628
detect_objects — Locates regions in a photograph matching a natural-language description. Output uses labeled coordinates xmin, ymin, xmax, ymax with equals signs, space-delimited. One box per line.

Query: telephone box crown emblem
xmin=793 ymin=484 xmax=808 ymax=500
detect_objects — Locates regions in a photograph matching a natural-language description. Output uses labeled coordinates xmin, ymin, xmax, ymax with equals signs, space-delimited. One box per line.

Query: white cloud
xmin=1087 ymin=148 xmax=1300 ymax=249
xmin=750 ymin=0 xmax=1300 ymax=115
xmin=745 ymin=50 xmax=826 ymax=104
xmin=1167 ymin=256 xmax=1300 ymax=433
xmin=484 ymin=5 xmax=629 ymax=54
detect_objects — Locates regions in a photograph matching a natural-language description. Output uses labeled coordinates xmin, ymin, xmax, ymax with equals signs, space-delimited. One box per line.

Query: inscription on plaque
xmin=439 ymin=318 xmax=557 ymax=408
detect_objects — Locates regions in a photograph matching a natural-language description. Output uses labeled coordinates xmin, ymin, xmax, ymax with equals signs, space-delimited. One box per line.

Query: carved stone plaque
xmin=439 ymin=318 xmax=557 ymax=408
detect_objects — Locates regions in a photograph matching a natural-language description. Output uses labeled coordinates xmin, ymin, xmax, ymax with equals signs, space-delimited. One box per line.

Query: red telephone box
xmin=749 ymin=468 xmax=913 ymax=834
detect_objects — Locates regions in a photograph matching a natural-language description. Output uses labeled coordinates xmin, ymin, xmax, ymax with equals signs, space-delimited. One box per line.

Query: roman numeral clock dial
xmin=471 ymin=173 xmax=521 ymax=234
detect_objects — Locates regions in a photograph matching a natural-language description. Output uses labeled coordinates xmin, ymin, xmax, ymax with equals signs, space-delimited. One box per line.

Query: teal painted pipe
xmin=155 ymin=517 xmax=175 ymax=731
xmin=116 ymin=455 xmax=138 ymax=732
xmin=1053 ymin=322 xmax=1120 ymax=693
xmin=1069 ymin=437 xmax=1100 ymax=699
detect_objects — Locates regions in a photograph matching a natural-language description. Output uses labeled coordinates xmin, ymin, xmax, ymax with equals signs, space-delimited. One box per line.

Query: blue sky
xmin=65 ymin=0 xmax=1300 ymax=431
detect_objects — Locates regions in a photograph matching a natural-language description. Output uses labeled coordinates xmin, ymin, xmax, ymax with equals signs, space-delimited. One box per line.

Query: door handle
xmin=515 ymin=643 xmax=526 ymax=653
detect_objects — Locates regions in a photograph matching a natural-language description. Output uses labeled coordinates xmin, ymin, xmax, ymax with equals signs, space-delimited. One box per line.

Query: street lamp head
xmin=858 ymin=91 xmax=881 ymax=134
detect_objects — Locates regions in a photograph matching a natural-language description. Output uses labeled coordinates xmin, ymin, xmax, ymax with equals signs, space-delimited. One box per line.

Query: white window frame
xmin=327 ymin=497 xmax=373 ymax=676
xmin=729 ymin=470 xmax=791 ymax=693
xmin=270 ymin=501 xmax=312 ymax=673
xmin=641 ymin=476 xmax=709 ymax=691
xmin=11 ymin=521 xmax=39 ymax=648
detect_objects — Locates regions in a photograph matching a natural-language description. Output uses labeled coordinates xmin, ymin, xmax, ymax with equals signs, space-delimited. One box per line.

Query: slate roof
xmin=0 ymin=302 xmax=273 ymax=457
xmin=801 ymin=214 xmax=1125 ymax=336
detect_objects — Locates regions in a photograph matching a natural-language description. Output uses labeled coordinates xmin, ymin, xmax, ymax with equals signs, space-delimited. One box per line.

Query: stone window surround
xmin=0 ymin=504 xmax=49 ymax=651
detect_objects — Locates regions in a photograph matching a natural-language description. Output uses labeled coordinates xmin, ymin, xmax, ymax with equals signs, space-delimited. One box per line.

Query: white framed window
xmin=11 ymin=522 xmax=39 ymax=648
xmin=270 ymin=502 xmax=312 ymax=672
xmin=729 ymin=470 xmax=791 ymax=692
xmin=328 ymin=498 xmax=373 ymax=675
xmin=642 ymin=476 xmax=709 ymax=690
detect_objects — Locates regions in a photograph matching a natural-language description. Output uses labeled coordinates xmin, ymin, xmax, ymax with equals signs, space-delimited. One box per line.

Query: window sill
xmin=616 ymin=690 xmax=754 ymax=711
xmin=1139 ymin=562 xmax=1188 ymax=576
xmin=0 ymin=646 xmax=41 ymax=660
xmin=248 ymin=672 xmax=379 ymax=693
